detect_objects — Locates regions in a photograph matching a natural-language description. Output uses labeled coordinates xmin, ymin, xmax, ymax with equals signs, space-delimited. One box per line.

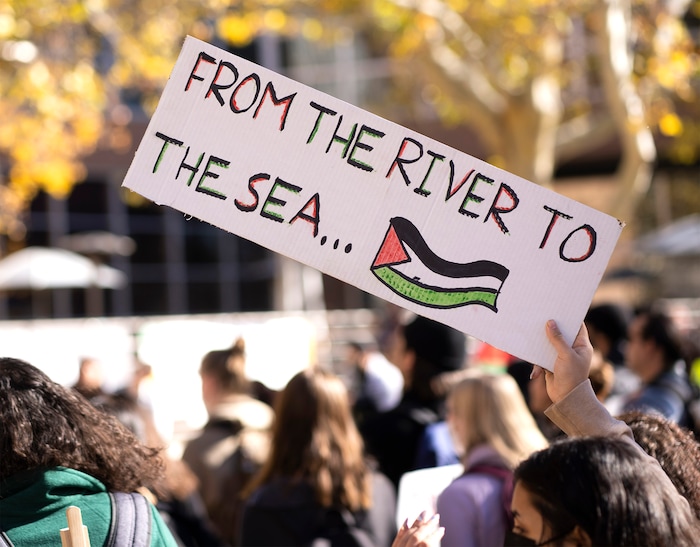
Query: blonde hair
xmin=245 ymin=368 xmax=371 ymax=511
xmin=199 ymin=337 xmax=249 ymax=394
xmin=448 ymin=371 xmax=548 ymax=469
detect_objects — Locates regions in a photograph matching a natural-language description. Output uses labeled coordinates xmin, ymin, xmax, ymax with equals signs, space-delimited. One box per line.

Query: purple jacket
xmin=436 ymin=445 xmax=509 ymax=547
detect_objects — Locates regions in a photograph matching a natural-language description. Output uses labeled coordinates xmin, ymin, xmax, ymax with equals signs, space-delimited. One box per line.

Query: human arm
xmin=538 ymin=321 xmax=632 ymax=439
xmin=534 ymin=321 xmax=634 ymax=440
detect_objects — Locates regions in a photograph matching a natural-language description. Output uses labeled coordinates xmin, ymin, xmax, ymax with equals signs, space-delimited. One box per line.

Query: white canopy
xmin=0 ymin=247 xmax=126 ymax=291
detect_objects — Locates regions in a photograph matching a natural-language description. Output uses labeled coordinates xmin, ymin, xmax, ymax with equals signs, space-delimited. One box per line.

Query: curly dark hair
xmin=0 ymin=357 xmax=163 ymax=492
xmin=619 ymin=410 xmax=700 ymax=520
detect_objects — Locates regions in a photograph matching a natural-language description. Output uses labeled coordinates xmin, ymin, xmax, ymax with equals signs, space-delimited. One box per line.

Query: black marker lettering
xmin=205 ymin=61 xmax=239 ymax=106
xmin=386 ymin=137 xmax=423 ymax=186
xmin=235 ymin=173 xmax=270 ymax=212
xmin=484 ymin=183 xmax=519 ymax=234
xmin=306 ymin=102 xmax=337 ymax=144
xmin=414 ymin=150 xmax=445 ymax=197
xmin=260 ymin=178 xmax=302 ymax=222
xmin=230 ymin=73 xmax=261 ymax=113
xmin=176 ymin=147 xmax=205 ymax=187
xmin=289 ymin=193 xmax=321 ymax=236
xmin=253 ymin=82 xmax=296 ymax=131
xmin=185 ymin=51 xmax=216 ymax=92
xmin=153 ymin=132 xmax=183 ymax=173
xmin=458 ymin=173 xmax=493 ymax=218
xmin=539 ymin=206 xmax=573 ymax=249
xmin=195 ymin=156 xmax=229 ymax=200
xmin=347 ymin=125 xmax=385 ymax=172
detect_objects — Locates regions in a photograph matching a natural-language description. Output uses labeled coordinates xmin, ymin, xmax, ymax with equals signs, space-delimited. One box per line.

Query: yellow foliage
xmin=301 ymin=18 xmax=323 ymax=41
xmin=0 ymin=0 xmax=697 ymax=237
xmin=0 ymin=11 xmax=15 ymax=38
xmin=659 ymin=112 xmax=683 ymax=137
xmin=217 ymin=13 xmax=256 ymax=46
xmin=513 ymin=15 xmax=534 ymax=35
xmin=263 ymin=9 xmax=287 ymax=32
xmin=35 ymin=159 xmax=81 ymax=197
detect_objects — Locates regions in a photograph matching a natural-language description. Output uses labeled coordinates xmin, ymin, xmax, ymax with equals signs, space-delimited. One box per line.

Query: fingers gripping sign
xmin=531 ymin=321 xmax=594 ymax=405
xmin=392 ymin=512 xmax=445 ymax=547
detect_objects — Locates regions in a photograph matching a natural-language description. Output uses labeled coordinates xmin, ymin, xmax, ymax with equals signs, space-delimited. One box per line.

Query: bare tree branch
xmin=591 ymin=0 xmax=656 ymax=220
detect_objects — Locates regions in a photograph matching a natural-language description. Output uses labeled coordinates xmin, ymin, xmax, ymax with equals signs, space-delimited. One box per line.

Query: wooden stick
xmin=59 ymin=506 xmax=91 ymax=547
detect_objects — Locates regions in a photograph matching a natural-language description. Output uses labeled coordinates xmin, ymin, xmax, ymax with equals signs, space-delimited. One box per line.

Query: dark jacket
xmin=622 ymin=364 xmax=694 ymax=426
xmin=360 ymin=393 xmax=441 ymax=488
xmin=240 ymin=472 xmax=397 ymax=547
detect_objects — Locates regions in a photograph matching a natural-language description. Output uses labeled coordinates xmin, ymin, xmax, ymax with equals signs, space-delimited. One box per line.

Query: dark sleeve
xmin=623 ymin=386 xmax=685 ymax=423
xmin=157 ymin=494 xmax=229 ymax=547
xmin=413 ymin=427 xmax=438 ymax=470
xmin=361 ymin=411 xmax=426 ymax=489
xmin=239 ymin=503 xmax=306 ymax=547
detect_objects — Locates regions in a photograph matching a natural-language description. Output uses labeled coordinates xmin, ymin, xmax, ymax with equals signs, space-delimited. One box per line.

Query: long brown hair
xmin=200 ymin=337 xmax=250 ymax=393
xmin=245 ymin=367 xmax=371 ymax=511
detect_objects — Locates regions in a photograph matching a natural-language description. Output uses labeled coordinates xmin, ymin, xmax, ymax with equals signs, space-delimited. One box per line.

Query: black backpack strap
xmin=0 ymin=531 xmax=14 ymax=547
xmin=107 ymin=492 xmax=153 ymax=547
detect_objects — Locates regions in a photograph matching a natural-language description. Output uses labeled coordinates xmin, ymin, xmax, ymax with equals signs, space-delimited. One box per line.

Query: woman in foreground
xmin=394 ymin=321 xmax=699 ymax=547
xmin=511 ymin=321 xmax=699 ymax=546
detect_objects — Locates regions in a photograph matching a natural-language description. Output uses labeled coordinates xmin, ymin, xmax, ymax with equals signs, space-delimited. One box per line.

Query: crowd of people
xmin=2 ymin=300 xmax=700 ymax=546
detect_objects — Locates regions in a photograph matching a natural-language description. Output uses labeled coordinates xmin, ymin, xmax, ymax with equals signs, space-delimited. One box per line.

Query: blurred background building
xmin=1 ymin=2 xmax=699 ymax=321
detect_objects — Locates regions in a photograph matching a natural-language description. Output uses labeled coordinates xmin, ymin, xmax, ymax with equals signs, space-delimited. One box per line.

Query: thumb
xmin=545 ymin=320 xmax=568 ymax=351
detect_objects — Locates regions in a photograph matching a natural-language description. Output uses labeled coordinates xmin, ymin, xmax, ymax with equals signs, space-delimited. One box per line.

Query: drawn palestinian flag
xmin=371 ymin=217 xmax=509 ymax=311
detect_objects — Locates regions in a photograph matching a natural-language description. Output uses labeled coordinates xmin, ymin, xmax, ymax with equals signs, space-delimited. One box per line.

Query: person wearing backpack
xmin=182 ymin=338 xmax=275 ymax=545
xmin=0 ymin=357 xmax=178 ymax=547
xmin=239 ymin=368 xmax=397 ymax=547
xmin=436 ymin=371 xmax=548 ymax=547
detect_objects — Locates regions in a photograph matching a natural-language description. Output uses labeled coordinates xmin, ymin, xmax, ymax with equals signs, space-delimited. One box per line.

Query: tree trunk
xmin=591 ymin=0 xmax=656 ymax=221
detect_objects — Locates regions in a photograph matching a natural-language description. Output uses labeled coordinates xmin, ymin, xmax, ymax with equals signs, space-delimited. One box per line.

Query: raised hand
xmin=532 ymin=321 xmax=593 ymax=404
xmin=392 ymin=512 xmax=445 ymax=547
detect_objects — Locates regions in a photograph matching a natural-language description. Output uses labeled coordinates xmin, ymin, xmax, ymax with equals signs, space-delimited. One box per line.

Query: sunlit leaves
xmin=218 ymin=13 xmax=257 ymax=46
xmin=0 ymin=0 xmax=697 ymax=236
xmin=659 ymin=112 xmax=683 ymax=136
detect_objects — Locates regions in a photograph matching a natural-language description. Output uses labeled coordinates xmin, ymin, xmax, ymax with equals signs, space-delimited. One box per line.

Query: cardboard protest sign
xmin=122 ymin=35 xmax=624 ymax=370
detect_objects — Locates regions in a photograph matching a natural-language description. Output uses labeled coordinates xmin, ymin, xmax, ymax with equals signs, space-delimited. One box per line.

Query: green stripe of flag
xmin=373 ymin=266 xmax=498 ymax=309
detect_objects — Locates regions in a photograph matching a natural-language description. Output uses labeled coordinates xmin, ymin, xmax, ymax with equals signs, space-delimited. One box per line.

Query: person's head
xmin=447 ymin=371 xmax=548 ymax=468
xmin=585 ymin=303 xmax=631 ymax=362
xmin=626 ymin=309 xmax=685 ymax=382
xmin=0 ymin=357 xmax=162 ymax=491
xmin=245 ymin=367 xmax=370 ymax=511
xmin=73 ymin=356 xmax=104 ymax=399
xmin=387 ymin=315 xmax=466 ymax=404
xmin=512 ymin=436 xmax=698 ymax=546
xmin=199 ymin=337 xmax=250 ymax=409
xmin=619 ymin=410 xmax=700 ymax=519
xmin=346 ymin=341 xmax=369 ymax=371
